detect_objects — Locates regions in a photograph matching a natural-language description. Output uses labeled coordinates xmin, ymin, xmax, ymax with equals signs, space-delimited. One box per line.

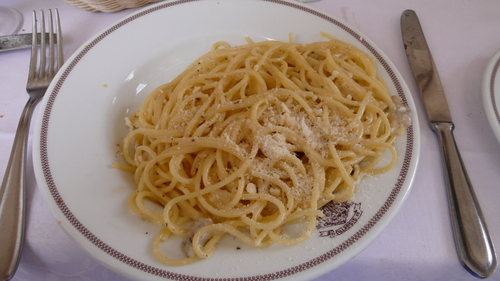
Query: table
xmin=1 ymin=0 xmax=499 ymax=280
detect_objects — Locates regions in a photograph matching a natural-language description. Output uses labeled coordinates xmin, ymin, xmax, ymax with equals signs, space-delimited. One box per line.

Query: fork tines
xmin=29 ymin=9 xmax=63 ymax=80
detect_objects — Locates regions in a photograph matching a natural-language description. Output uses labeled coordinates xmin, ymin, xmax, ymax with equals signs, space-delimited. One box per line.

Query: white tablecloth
xmin=1 ymin=0 xmax=499 ymax=280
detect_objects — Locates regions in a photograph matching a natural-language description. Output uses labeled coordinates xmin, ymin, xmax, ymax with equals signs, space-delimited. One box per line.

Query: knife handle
xmin=432 ymin=122 xmax=497 ymax=278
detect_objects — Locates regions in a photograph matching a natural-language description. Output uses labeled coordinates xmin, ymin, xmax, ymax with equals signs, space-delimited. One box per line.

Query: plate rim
xmin=482 ymin=48 xmax=500 ymax=145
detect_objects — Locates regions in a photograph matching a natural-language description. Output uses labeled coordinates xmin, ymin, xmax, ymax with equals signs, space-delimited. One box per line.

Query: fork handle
xmin=0 ymin=96 xmax=41 ymax=281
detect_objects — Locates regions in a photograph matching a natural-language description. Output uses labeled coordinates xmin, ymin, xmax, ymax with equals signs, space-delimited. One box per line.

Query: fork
xmin=0 ymin=9 xmax=63 ymax=281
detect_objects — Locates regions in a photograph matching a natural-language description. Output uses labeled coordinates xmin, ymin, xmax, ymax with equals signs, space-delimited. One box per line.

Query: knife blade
xmin=401 ymin=9 xmax=497 ymax=278
xmin=0 ymin=33 xmax=57 ymax=53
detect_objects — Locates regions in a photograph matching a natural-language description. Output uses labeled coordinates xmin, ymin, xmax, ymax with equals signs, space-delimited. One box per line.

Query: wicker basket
xmin=64 ymin=0 xmax=164 ymax=12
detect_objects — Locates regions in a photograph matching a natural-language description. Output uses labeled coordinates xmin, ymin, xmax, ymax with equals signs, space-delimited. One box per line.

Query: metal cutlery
xmin=0 ymin=33 xmax=58 ymax=53
xmin=0 ymin=9 xmax=63 ymax=281
xmin=401 ymin=9 xmax=497 ymax=278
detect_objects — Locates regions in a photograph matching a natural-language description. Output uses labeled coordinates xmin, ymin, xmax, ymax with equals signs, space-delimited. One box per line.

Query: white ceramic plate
xmin=33 ymin=1 xmax=420 ymax=280
xmin=482 ymin=49 xmax=500 ymax=145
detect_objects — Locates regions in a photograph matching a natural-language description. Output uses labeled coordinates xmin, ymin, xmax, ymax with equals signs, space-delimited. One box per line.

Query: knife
xmin=401 ymin=9 xmax=497 ymax=278
xmin=0 ymin=33 xmax=56 ymax=53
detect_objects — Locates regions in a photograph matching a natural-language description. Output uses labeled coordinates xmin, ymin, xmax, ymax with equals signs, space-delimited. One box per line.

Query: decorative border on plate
xmin=489 ymin=56 xmax=500 ymax=126
xmin=39 ymin=0 xmax=414 ymax=280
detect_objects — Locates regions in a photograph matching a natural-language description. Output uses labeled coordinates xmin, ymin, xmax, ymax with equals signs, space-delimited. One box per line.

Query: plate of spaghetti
xmin=33 ymin=0 xmax=420 ymax=280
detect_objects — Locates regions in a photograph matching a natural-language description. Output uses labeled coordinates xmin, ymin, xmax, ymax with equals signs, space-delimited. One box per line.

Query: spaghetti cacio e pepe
xmin=114 ymin=35 xmax=410 ymax=266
